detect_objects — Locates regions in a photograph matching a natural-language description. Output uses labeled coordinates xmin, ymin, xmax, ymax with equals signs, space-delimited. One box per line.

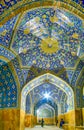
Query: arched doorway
xmin=20 ymin=73 xmax=74 ymax=129
xmin=36 ymin=104 xmax=56 ymax=125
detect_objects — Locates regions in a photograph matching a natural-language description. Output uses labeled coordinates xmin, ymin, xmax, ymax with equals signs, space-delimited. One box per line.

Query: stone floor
xmin=25 ymin=125 xmax=64 ymax=130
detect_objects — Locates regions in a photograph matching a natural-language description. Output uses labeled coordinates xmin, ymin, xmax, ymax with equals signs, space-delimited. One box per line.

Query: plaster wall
xmin=59 ymin=110 xmax=75 ymax=130
xmin=25 ymin=114 xmax=37 ymax=128
xmin=20 ymin=110 xmax=25 ymax=130
xmin=0 ymin=109 xmax=20 ymax=130
xmin=82 ymin=108 xmax=84 ymax=126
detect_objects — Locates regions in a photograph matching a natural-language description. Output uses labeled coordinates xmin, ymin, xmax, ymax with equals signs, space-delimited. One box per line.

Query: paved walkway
xmin=25 ymin=125 xmax=64 ymax=130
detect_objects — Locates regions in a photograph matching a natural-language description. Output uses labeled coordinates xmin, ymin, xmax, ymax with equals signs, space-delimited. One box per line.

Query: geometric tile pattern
xmin=12 ymin=8 xmax=84 ymax=71
xmin=34 ymin=99 xmax=58 ymax=116
xmin=25 ymin=68 xmax=70 ymax=85
xmin=0 ymin=0 xmax=84 ymax=16
xmin=0 ymin=1 xmax=84 ymax=111
xmin=10 ymin=7 xmax=84 ymax=87
xmin=22 ymin=73 xmax=74 ymax=112
xmin=30 ymin=83 xmax=67 ymax=104
xmin=26 ymin=83 xmax=67 ymax=114
xmin=0 ymin=60 xmax=17 ymax=108
xmin=0 ymin=16 xmax=19 ymax=48
xmin=0 ymin=46 xmax=24 ymax=88
xmin=11 ymin=57 xmax=24 ymax=88
xmin=71 ymin=60 xmax=84 ymax=87
xmin=76 ymin=87 xmax=81 ymax=107
xmin=26 ymin=94 xmax=31 ymax=114
xmin=0 ymin=45 xmax=15 ymax=60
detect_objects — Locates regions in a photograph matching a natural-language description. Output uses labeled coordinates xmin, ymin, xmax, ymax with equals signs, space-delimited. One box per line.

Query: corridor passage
xmin=25 ymin=125 xmax=64 ymax=130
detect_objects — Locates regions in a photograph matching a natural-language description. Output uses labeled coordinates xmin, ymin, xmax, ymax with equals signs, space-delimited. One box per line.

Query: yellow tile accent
xmin=24 ymin=29 xmax=30 ymax=35
xmin=40 ymin=37 xmax=59 ymax=55
xmin=72 ymin=33 xmax=79 ymax=39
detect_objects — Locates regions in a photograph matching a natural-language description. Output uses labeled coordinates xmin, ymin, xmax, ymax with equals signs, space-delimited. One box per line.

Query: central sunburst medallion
xmin=40 ymin=37 xmax=59 ymax=55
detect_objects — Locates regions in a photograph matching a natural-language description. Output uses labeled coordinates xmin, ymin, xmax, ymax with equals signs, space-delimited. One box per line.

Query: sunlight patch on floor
xmin=25 ymin=125 xmax=64 ymax=130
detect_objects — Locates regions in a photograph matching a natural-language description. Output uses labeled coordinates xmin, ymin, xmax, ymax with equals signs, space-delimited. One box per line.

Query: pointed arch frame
xmin=21 ymin=73 xmax=74 ymax=112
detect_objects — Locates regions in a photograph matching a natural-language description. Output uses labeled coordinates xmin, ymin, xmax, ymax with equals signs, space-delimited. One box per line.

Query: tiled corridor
xmin=25 ymin=125 xmax=63 ymax=130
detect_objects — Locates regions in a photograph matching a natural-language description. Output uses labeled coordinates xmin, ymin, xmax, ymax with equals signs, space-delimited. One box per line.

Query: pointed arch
xmin=37 ymin=103 xmax=55 ymax=117
xmin=21 ymin=73 xmax=74 ymax=112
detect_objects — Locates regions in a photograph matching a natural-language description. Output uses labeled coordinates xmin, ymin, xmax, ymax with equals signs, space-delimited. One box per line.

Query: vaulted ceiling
xmin=0 ymin=7 xmax=84 ymax=87
xmin=26 ymin=83 xmax=67 ymax=114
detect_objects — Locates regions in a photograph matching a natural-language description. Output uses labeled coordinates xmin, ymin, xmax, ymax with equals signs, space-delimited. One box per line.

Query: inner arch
xmin=21 ymin=73 xmax=74 ymax=112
